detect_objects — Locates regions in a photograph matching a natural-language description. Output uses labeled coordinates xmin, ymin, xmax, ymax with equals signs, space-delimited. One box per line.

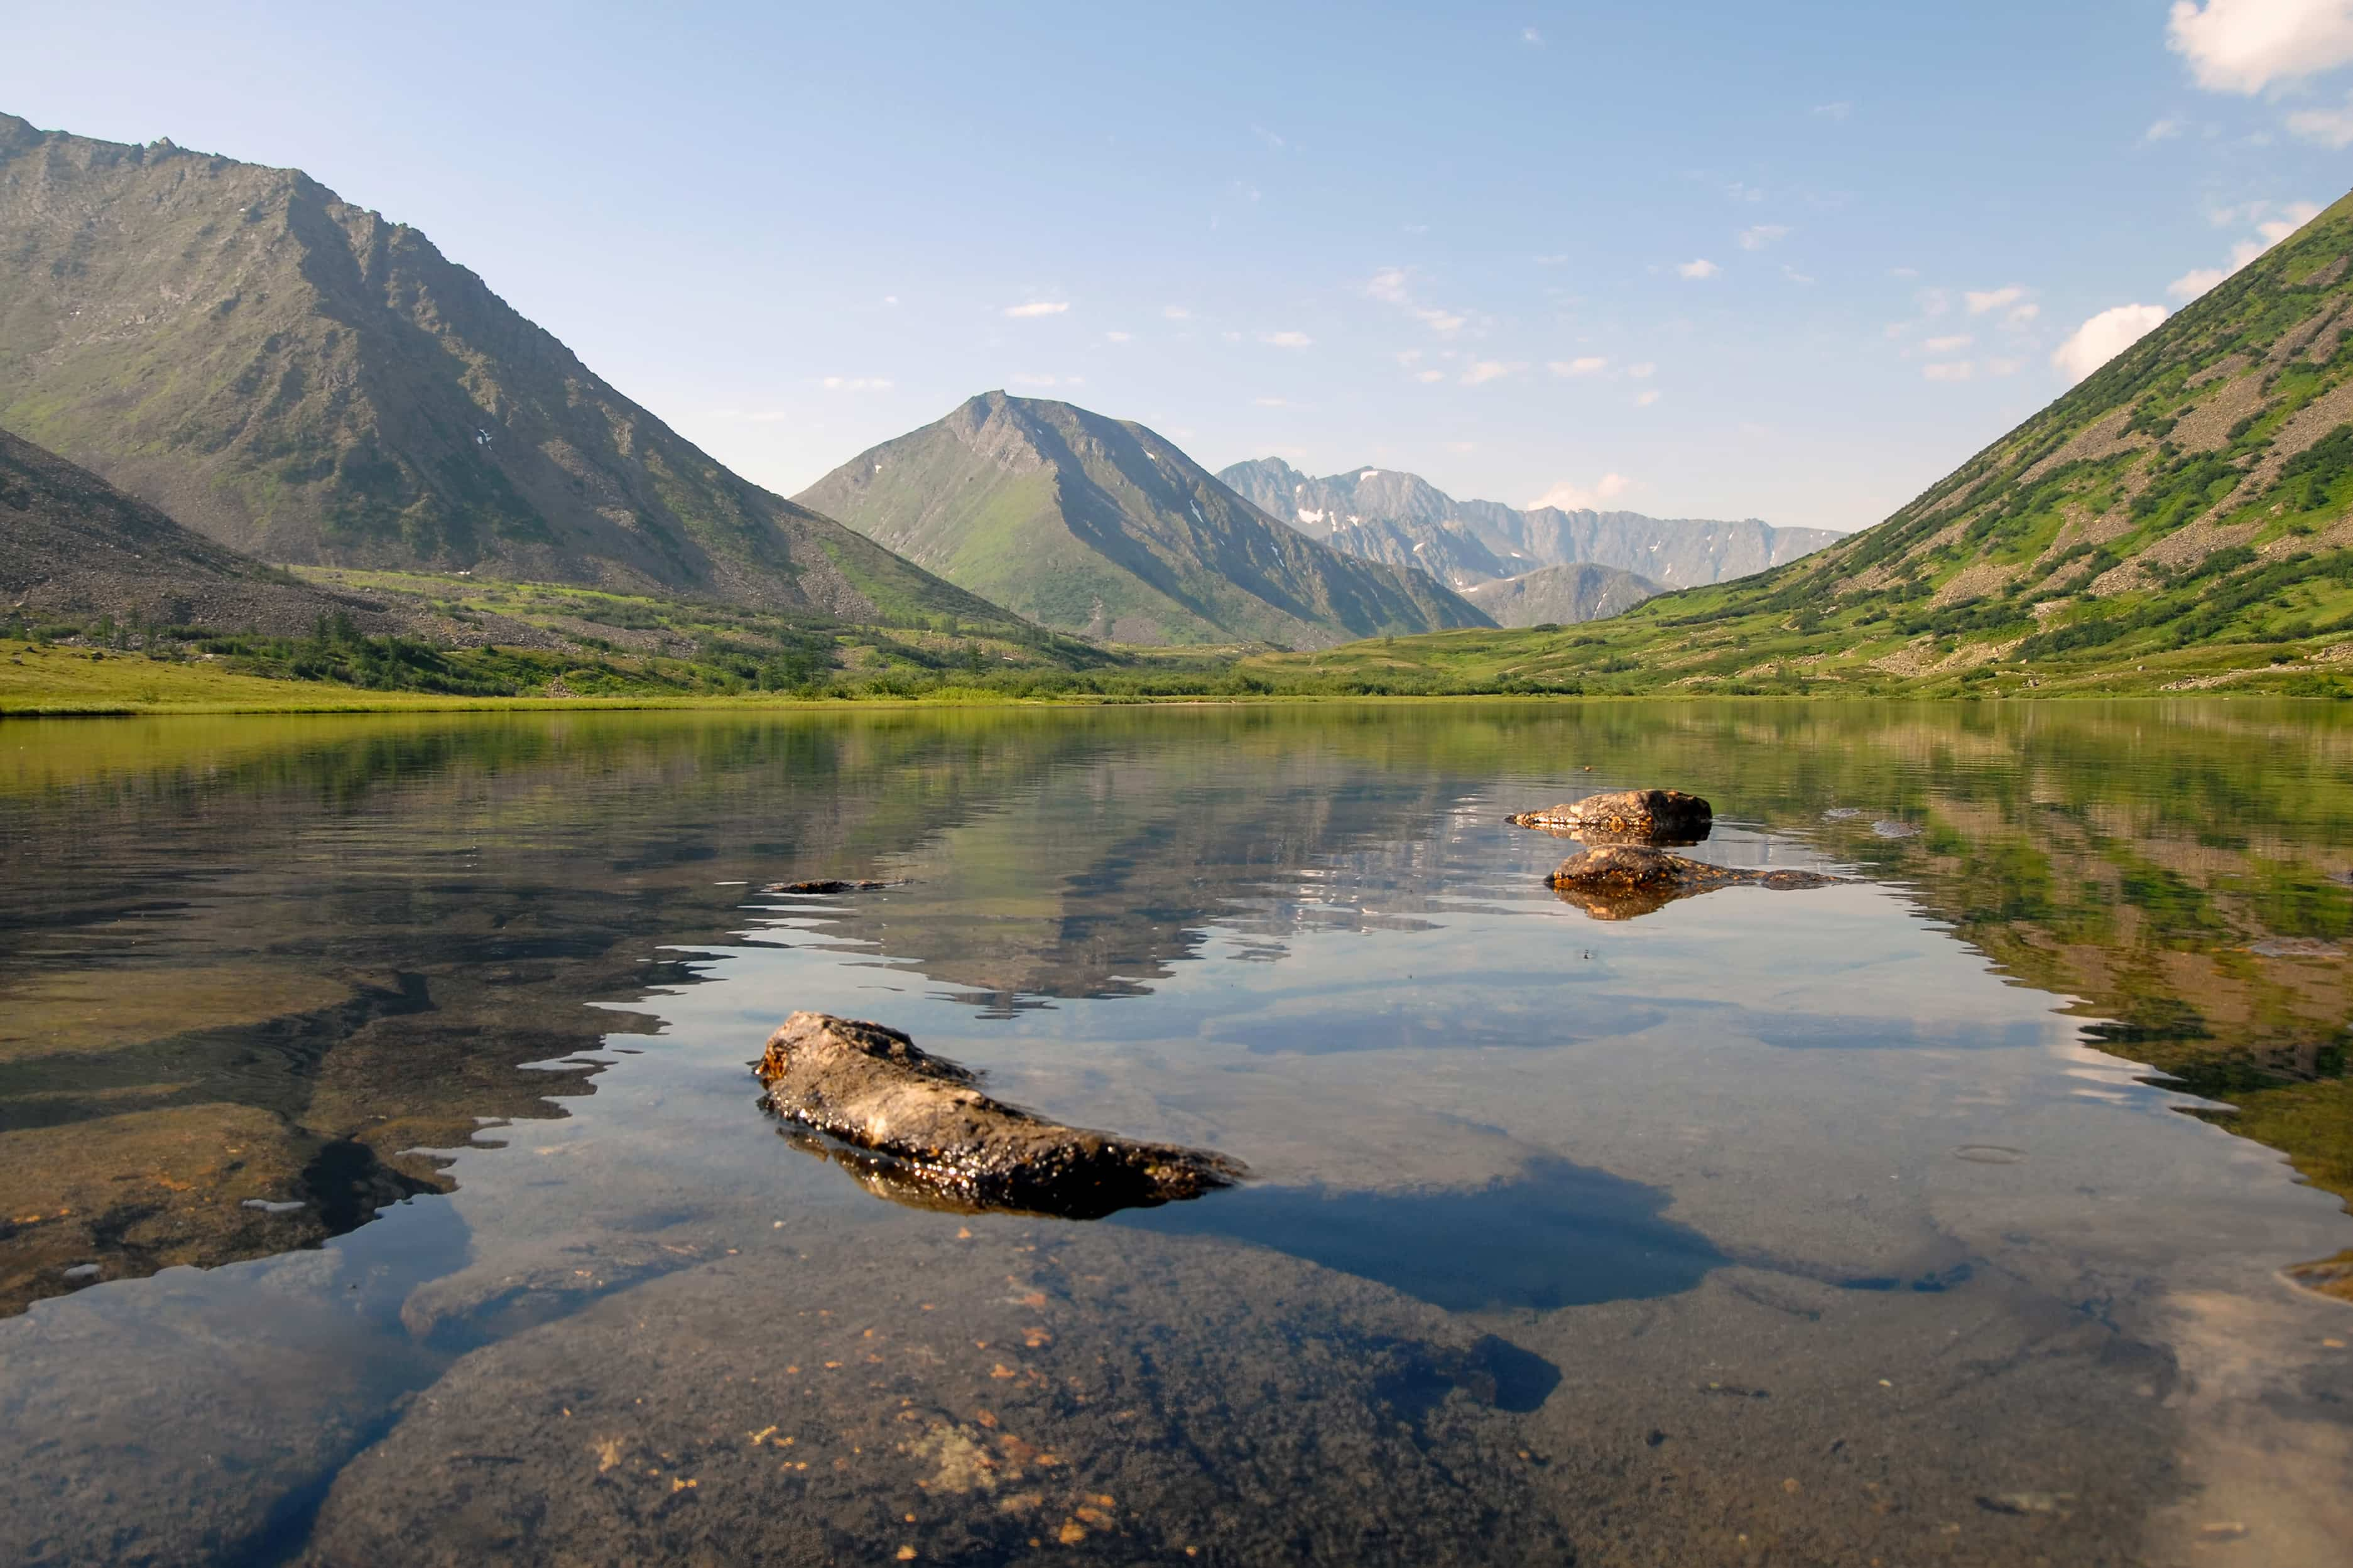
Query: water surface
xmin=3 ymin=702 xmax=2349 ymax=1564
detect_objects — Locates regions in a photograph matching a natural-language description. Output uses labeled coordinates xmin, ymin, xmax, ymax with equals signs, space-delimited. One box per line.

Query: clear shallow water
xmin=1 ymin=702 xmax=2349 ymax=1564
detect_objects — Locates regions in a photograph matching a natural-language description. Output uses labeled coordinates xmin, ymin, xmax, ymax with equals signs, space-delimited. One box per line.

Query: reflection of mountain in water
xmin=2 ymin=701 xmax=2347 ymax=1314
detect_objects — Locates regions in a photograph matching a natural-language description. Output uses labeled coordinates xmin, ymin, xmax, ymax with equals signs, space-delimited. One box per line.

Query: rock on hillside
xmin=0 ymin=114 xmax=1003 ymax=625
xmin=796 ymin=392 xmax=1491 ymax=647
xmin=1462 ymin=562 xmax=1661 ymax=627
xmin=1219 ymin=457 xmax=1840 ymax=590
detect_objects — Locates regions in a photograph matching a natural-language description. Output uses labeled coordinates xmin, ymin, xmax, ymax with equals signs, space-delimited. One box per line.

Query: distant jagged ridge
xmin=1461 ymin=561 xmax=1663 ymax=627
xmin=1219 ymin=457 xmax=1841 ymax=591
xmin=795 ymin=392 xmax=1492 ymax=648
xmin=0 ymin=113 xmax=1004 ymax=625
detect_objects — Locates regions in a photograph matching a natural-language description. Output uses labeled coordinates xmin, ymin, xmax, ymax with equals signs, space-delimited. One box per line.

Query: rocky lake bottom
xmin=1 ymin=701 xmax=2348 ymax=1565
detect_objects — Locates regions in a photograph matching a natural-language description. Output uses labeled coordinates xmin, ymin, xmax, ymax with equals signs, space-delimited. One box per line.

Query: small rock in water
xmin=1822 ymin=807 xmax=1862 ymax=819
xmin=1508 ymin=789 xmax=1712 ymax=843
xmin=1871 ymin=821 xmax=1920 ymax=839
xmin=61 ymin=1263 xmax=101 ymax=1285
xmin=765 ymin=879 xmax=891 ymax=895
xmin=756 ymin=1012 xmax=1246 ymax=1218
xmin=241 ymin=1198 xmax=307 ymax=1214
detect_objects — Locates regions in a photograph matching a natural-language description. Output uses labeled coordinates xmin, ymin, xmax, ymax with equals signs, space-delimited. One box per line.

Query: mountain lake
xmin=1 ymin=700 xmax=2348 ymax=1565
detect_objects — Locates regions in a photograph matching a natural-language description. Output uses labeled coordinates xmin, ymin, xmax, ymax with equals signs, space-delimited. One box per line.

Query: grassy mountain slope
xmin=0 ymin=113 xmax=1002 ymax=625
xmin=795 ymin=392 xmax=1490 ymax=647
xmin=1247 ymin=190 xmax=2353 ymax=698
xmin=1461 ymin=562 xmax=1662 ymax=627
xmin=1220 ymin=456 xmax=1842 ymax=590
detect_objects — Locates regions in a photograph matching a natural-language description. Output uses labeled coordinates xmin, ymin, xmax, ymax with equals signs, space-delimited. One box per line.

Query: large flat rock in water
xmin=296 ymin=1221 xmax=1570 ymax=1565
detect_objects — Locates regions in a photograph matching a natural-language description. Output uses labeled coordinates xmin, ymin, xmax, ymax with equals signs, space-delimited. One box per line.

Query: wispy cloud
xmin=819 ymin=376 xmax=893 ymax=391
xmin=2288 ymin=94 xmax=2353 ymax=146
xmin=2143 ymin=116 xmax=2185 ymax=143
xmin=1415 ymin=369 xmax=1446 ymax=383
xmin=1964 ymin=285 xmax=2028 ymax=314
xmin=1104 ymin=330 xmax=1132 ymax=343
xmin=1549 ymin=356 xmax=1609 ymax=376
xmin=1162 ymin=305 xmax=1192 ymax=320
xmin=1921 ymin=361 xmax=1974 ymax=382
xmin=1521 ymin=25 xmax=1544 ymax=46
xmin=1365 ymin=266 xmax=1475 ymax=335
xmin=1737 ymin=224 xmax=1791 ymax=251
xmin=1812 ymin=101 xmax=1852 ymax=121
xmin=2168 ymin=199 xmax=2324 ymax=298
xmin=1924 ymin=334 xmax=1973 ymax=352
xmin=1003 ymin=300 xmax=1070 ymax=318
xmin=1253 ymin=396 xmax=1298 ymax=407
xmin=1633 ymin=388 xmax=1662 ymax=407
xmin=1782 ymin=265 xmax=1817 ymax=284
xmin=1261 ymin=330 xmax=1313 ymax=349
xmin=1460 ymin=359 xmax=1527 ymax=384
xmin=1676 ymin=258 xmax=1721 ymax=280
xmin=1724 ymin=181 xmax=1765 ymax=203
xmin=1628 ymin=362 xmax=1657 ymax=378
xmin=1529 ymin=473 xmax=1633 ymax=510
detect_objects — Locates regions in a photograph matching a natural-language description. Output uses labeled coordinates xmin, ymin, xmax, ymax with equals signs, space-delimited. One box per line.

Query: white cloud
xmin=1986 ymin=357 xmax=2024 ymax=377
xmin=1253 ymin=396 xmax=1296 ymax=408
xmin=1529 ymin=473 xmax=1634 ymax=510
xmin=2170 ymin=266 xmax=2229 ymax=300
xmin=2053 ymin=304 xmax=2168 ymax=382
xmin=1628 ymin=361 xmax=1657 ymax=378
xmin=1634 ymin=388 xmax=1662 ymax=407
xmin=2288 ymin=94 xmax=2353 ymax=145
xmin=2170 ymin=201 xmax=2323 ymax=298
xmin=1522 ymin=26 xmax=1543 ymax=46
xmin=1003 ymin=300 xmax=1070 ymax=318
xmin=1812 ymin=101 xmax=1852 ymax=121
xmin=1922 ymin=361 xmax=1974 ymax=382
xmin=1549 ymin=355 xmax=1609 ymax=376
xmin=1925 ymin=333 xmax=1974 ymax=351
xmin=1724 ymin=181 xmax=1765 ymax=203
xmin=1534 ymin=252 xmax=1570 ymax=266
xmin=1413 ymin=306 xmax=1469 ymax=333
xmin=2166 ymin=0 xmax=2353 ymax=93
xmin=820 ymin=376 xmax=893 ymax=391
xmin=1965 ymin=285 xmax=2027 ymax=315
xmin=2007 ymin=303 xmax=2041 ymax=325
xmin=1261 ymin=330 xmax=1313 ymax=349
xmin=1104 ymin=330 xmax=1132 ymax=343
xmin=1782 ymin=265 xmax=1817 ymax=284
xmin=1460 ymin=359 xmax=1526 ymax=384
xmin=881 ymin=295 xmax=900 ymax=306
xmin=1162 ymin=305 xmax=1191 ymax=320
xmin=1396 ymin=349 xmax=1423 ymax=365
xmin=1415 ymin=369 xmax=1446 ymax=382
xmin=2144 ymin=117 xmax=2185 ymax=143
xmin=1366 ymin=268 xmax=1412 ymax=304
xmin=1889 ymin=266 xmax=1920 ymax=279
xmin=1738 ymin=224 xmax=1791 ymax=250
xmin=1676 ymin=258 xmax=1721 ymax=279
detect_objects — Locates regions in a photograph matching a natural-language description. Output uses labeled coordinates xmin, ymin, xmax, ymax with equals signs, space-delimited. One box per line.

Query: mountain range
xmin=0 ymin=114 xmax=997 ymax=627
xmin=1245 ymin=188 xmax=2353 ymax=696
xmin=1460 ymin=562 xmax=1662 ymax=627
xmin=795 ymin=392 xmax=1488 ymax=647
xmin=1217 ymin=457 xmax=1841 ymax=593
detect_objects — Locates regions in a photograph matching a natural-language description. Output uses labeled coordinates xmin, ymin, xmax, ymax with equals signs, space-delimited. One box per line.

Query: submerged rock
xmin=764 ymin=878 xmax=891 ymax=894
xmin=1546 ymin=845 xmax=1840 ymax=921
xmin=1508 ymin=788 xmax=1713 ymax=843
xmin=756 ymin=1012 xmax=1246 ymax=1219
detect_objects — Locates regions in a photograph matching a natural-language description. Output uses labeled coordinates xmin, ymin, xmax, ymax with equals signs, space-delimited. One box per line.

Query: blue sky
xmin=6 ymin=1 xmax=2350 ymax=531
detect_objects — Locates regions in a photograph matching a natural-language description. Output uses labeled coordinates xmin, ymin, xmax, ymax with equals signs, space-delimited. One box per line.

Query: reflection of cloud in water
xmin=1123 ymin=1154 xmax=1726 ymax=1312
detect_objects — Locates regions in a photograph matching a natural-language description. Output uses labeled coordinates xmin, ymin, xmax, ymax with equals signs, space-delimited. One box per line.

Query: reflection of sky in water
xmin=4 ymin=706 xmax=2350 ymax=1563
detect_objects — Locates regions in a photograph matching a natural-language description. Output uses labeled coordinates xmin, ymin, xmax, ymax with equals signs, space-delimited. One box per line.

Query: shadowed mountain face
xmin=1464 ymin=561 xmax=1663 ymax=626
xmin=0 ymin=114 xmax=1003 ymax=625
xmin=0 ymin=427 xmax=397 ymax=634
xmin=1219 ymin=456 xmax=1842 ymax=591
xmin=795 ymin=392 xmax=1491 ymax=647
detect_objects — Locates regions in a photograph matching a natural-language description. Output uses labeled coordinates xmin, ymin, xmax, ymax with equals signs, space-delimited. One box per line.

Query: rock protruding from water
xmin=764 ymin=878 xmax=891 ymax=894
xmin=1508 ymin=789 xmax=1713 ymax=843
xmin=1546 ymin=845 xmax=1839 ymax=921
xmin=756 ymin=1012 xmax=1246 ymax=1218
